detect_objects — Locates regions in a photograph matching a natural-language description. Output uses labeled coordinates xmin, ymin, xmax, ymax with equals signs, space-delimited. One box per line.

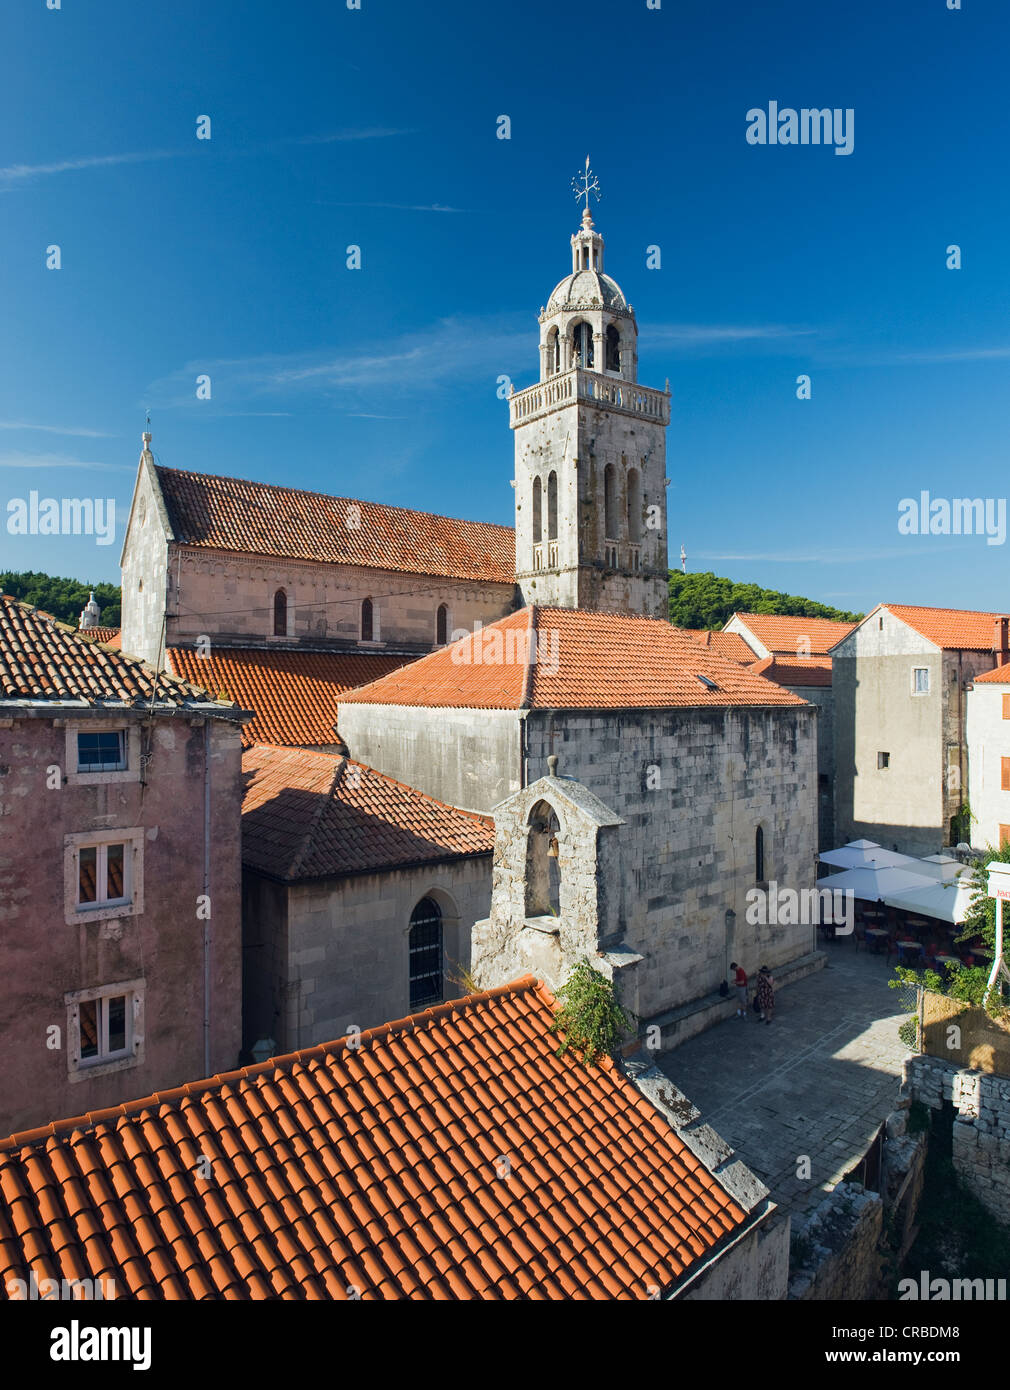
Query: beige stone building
xmin=337 ymin=606 xmax=820 ymax=1037
xmin=722 ymin=612 xmax=856 ymax=849
xmin=832 ymin=603 xmax=1010 ymax=856
xmin=0 ymin=596 xmax=247 ymax=1137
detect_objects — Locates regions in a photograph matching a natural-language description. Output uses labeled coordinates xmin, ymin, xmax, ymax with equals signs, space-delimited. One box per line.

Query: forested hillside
xmin=668 ymin=570 xmax=861 ymax=629
xmin=0 ymin=571 xmax=122 ymax=627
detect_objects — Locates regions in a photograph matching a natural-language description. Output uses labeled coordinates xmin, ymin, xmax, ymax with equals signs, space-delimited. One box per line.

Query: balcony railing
xmin=509 ymin=367 xmax=670 ymax=429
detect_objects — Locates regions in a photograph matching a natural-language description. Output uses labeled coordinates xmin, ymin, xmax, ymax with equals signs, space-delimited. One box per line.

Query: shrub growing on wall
xmin=549 ymin=958 xmax=632 ymax=1067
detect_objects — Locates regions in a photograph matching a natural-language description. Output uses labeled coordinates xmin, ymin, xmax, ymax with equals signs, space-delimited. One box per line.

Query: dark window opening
xmin=409 ymin=898 xmax=443 ymax=1009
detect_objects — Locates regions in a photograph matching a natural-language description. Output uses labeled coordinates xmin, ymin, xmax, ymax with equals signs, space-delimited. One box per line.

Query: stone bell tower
xmin=510 ymin=163 xmax=671 ymax=617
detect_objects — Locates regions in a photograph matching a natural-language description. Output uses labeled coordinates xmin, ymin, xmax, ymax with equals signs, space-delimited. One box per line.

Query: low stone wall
xmin=903 ymin=1054 xmax=1010 ymax=1224
xmin=788 ymin=1184 xmax=884 ymax=1300
xmin=880 ymin=1105 xmax=929 ymax=1264
xmin=648 ymin=950 xmax=826 ymax=1052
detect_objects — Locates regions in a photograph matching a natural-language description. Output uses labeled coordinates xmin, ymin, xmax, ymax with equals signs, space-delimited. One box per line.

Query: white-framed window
xmin=64 ymin=721 xmax=140 ymax=785
xmin=64 ymin=828 xmax=144 ymax=925
xmin=66 ymin=979 xmax=145 ymax=1081
xmin=912 ymin=667 xmax=930 ymax=695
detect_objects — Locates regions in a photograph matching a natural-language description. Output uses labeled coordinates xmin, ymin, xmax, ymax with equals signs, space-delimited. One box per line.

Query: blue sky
xmin=1 ymin=0 xmax=1008 ymax=614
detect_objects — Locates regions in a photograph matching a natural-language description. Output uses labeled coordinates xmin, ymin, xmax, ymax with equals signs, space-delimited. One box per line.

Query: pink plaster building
xmin=0 ymin=596 xmax=248 ymax=1136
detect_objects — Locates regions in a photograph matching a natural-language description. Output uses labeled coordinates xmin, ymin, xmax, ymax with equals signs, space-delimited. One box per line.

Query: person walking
xmin=756 ymin=965 xmax=775 ymax=1024
xmin=730 ymin=961 xmax=748 ymax=1018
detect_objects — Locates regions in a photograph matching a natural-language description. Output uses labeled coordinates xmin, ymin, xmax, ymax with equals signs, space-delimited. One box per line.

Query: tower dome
xmin=546 ymin=208 xmax=631 ymax=317
xmin=536 ymin=203 xmax=638 ymax=383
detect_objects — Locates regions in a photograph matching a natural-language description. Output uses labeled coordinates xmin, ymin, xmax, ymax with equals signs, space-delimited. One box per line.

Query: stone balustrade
xmin=509 ymin=368 xmax=670 ymax=428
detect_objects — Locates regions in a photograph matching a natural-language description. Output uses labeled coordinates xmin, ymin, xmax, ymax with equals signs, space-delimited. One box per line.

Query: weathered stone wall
xmin=526 ymin=706 xmax=818 ymax=1020
xmin=904 ymin=1053 xmax=1010 ymax=1223
xmin=119 ymin=454 xmax=170 ymax=663
xmin=681 ymin=1214 xmax=791 ymax=1301
xmin=165 ymin=547 xmax=516 ymax=655
xmin=0 ymin=711 xmax=244 ymax=1137
xmin=788 ymin=1184 xmax=884 ymax=1300
xmin=242 ymin=855 xmax=492 ymax=1054
xmin=788 ymin=684 xmax=833 ymax=849
xmin=336 ymin=704 xmax=521 ymax=814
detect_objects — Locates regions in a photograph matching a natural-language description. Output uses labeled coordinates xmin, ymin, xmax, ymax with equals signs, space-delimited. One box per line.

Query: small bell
xmin=548 ymin=836 xmax=559 ymax=859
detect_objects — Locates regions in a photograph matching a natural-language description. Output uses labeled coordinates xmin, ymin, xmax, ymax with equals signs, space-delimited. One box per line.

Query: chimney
xmin=994 ymin=617 xmax=1010 ymax=667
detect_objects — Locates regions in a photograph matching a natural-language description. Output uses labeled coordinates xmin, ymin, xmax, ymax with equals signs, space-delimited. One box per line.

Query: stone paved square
xmin=657 ymin=945 xmax=915 ymax=1220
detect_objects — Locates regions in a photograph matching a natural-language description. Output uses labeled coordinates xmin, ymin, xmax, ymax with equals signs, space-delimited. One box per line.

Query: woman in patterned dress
xmin=756 ymin=965 xmax=775 ymax=1024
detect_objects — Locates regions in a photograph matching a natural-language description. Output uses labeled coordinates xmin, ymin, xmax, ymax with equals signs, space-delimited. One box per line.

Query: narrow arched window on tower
xmin=547 ymin=472 xmax=558 ymax=541
xmin=273 ymin=588 xmax=287 ymax=636
xmin=627 ymin=469 xmax=642 ymax=541
xmin=436 ymin=604 xmax=448 ymax=645
xmin=606 ymin=325 xmax=621 ymax=373
xmin=755 ymin=826 xmax=765 ymax=883
xmin=604 ymin=463 xmax=617 ymax=540
xmin=361 ymin=597 xmax=373 ymax=642
xmin=532 ymin=476 xmax=542 ymax=543
xmin=572 ymin=322 xmax=593 ymax=369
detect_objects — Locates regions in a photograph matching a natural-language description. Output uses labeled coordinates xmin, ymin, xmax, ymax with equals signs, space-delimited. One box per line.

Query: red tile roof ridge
xmin=156 ymin=463 xmax=515 ymax=536
xmin=285 ymin=757 xmax=343 ymax=882
xmin=0 ymin=976 xmax=550 ymax=1154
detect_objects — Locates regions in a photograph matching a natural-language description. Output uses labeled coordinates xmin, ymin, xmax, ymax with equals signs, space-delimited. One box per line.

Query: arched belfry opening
xmin=525 ymin=800 xmax=561 ymax=918
xmin=605 ymin=325 xmax=621 ymax=373
xmin=571 ymin=321 xmax=593 ymax=369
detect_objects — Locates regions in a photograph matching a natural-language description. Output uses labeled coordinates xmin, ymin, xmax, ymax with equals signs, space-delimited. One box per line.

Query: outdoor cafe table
xmin=896 ymin=939 xmax=924 ymax=964
xmin=865 ymin=928 xmax=888 ymax=953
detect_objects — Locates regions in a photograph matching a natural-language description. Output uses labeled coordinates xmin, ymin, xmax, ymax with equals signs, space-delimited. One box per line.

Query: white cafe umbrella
xmin=819 ymin=841 xmax=919 ymax=871
xmin=815 ymin=865 xmax=934 ymax=901
xmin=904 ymin=855 xmax=963 ymax=882
xmin=881 ymin=870 xmax=977 ymax=926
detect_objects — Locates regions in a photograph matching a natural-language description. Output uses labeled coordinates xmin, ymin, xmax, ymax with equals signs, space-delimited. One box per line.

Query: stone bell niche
xmin=470 ymin=757 xmax=641 ymax=1019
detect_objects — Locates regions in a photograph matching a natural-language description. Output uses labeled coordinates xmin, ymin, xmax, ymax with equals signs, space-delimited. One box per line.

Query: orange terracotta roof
xmin=167 ymin=646 xmax=409 ymax=747
xmin=729 ymin=612 xmax=855 ymax=656
xmin=242 ymin=743 xmax=494 ymax=880
xmin=0 ymin=595 xmax=238 ymax=713
xmin=973 ymin=662 xmax=1010 ymax=685
xmin=876 ymin=604 xmax=1010 ymax=651
xmin=77 ymin=625 xmax=121 ymax=650
xmin=748 ymin=656 xmax=833 ymax=688
xmin=0 ymin=976 xmax=751 ymax=1300
xmin=156 ymin=466 xmax=516 ymax=584
xmin=680 ymin=629 xmax=756 ymax=663
xmin=338 ymin=607 xmax=807 ymax=711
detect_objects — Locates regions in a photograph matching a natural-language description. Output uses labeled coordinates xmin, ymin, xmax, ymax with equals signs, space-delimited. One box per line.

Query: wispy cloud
xmin=701 ymin=543 xmax=966 ymax=564
xmin=0 ymin=128 xmax=408 ymax=191
xmin=0 ymin=450 xmax=132 ymax=473
xmin=644 ymin=322 xmax=818 ymax=350
xmin=318 ymin=201 xmax=465 ymax=213
xmin=0 ymin=421 xmax=115 ymax=438
xmin=143 ymin=314 xmax=532 ymax=408
xmin=287 ymin=128 xmax=410 ymax=145
xmin=0 ymin=150 xmax=178 ymax=187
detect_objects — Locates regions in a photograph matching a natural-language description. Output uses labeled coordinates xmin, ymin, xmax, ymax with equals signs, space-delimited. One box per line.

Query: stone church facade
xmin=114 ymin=198 xmax=821 ymax=1047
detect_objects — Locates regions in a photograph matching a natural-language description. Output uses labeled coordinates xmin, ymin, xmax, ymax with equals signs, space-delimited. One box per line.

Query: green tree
xmin=0 ymin=571 xmax=121 ymax=627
